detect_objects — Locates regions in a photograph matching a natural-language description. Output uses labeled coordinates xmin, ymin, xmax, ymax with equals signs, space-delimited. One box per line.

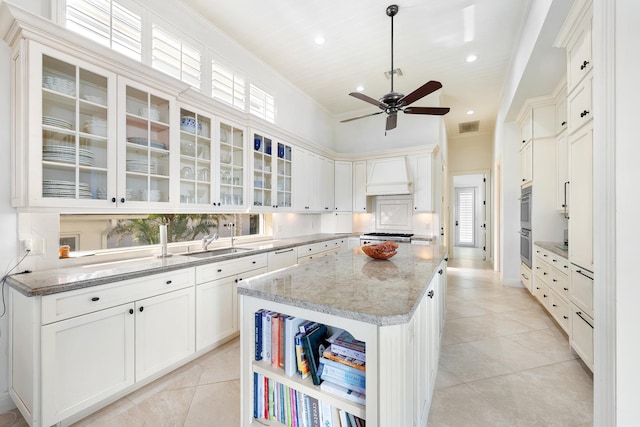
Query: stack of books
xmin=253 ymin=372 xmax=365 ymax=427
xmin=318 ymin=331 xmax=366 ymax=405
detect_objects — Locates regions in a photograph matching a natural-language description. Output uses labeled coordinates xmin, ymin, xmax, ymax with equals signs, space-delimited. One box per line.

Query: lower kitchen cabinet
xmin=41 ymin=303 xmax=135 ymax=426
xmin=267 ymin=247 xmax=297 ymax=272
xmin=532 ymin=246 xmax=570 ymax=334
xmin=570 ymin=304 xmax=594 ymax=371
xmin=135 ymin=288 xmax=195 ymax=381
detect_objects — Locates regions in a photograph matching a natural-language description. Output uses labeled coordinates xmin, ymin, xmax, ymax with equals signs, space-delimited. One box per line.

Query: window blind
xmin=152 ymin=24 xmax=201 ymax=89
xmin=249 ymin=84 xmax=275 ymax=123
xmin=212 ymin=61 xmax=245 ymax=110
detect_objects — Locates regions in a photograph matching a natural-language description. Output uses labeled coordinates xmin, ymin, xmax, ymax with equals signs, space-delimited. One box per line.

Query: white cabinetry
xmin=556 ymin=131 xmax=569 ymax=213
xmin=293 ymin=149 xmax=334 ymax=212
xmin=532 ymin=246 xmax=570 ymax=333
xmin=297 ymin=238 xmax=347 ymax=264
xmin=334 ymin=161 xmax=353 ymax=212
xmin=267 ymin=247 xmax=298 ymax=272
xmin=195 ymin=254 xmax=268 ymax=351
xmin=13 ymin=269 xmax=196 ymax=427
xmin=352 ymin=161 xmax=368 ymax=212
xmin=214 ymin=118 xmax=246 ymax=209
xmin=14 ymin=42 xmax=118 ymax=208
xmin=568 ymin=125 xmax=593 ymax=272
xmin=520 ymin=140 xmax=533 ymax=186
xmin=319 ymin=156 xmax=335 ymax=211
xmin=251 ymin=131 xmax=292 ymax=210
xmin=408 ymin=154 xmax=433 ymax=212
xmin=177 ymin=105 xmax=214 ymax=207
xmin=569 ymin=265 xmax=593 ymax=371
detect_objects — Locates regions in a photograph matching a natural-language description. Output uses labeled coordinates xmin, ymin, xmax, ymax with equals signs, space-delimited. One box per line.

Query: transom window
xmin=212 ymin=61 xmax=246 ymax=110
xmin=250 ymin=84 xmax=276 ymax=123
xmin=151 ymin=24 xmax=202 ymax=89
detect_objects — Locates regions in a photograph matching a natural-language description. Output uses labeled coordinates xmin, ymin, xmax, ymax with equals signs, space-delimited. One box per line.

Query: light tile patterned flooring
xmin=1 ymin=258 xmax=593 ymax=427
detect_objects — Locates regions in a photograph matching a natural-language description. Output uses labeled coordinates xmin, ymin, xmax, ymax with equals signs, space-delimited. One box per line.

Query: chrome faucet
xmin=202 ymin=233 xmax=219 ymax=251
xmin=225 ymin=223 xmax=236 ymax=248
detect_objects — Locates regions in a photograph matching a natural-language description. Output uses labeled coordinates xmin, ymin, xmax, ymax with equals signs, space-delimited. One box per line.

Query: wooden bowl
xmin=361 ymin=243 xmax=398 ymax=260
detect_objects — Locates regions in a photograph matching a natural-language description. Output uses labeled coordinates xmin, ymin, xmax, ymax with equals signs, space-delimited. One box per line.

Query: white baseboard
xmin=0 ymin=390 xmax=16 ymax=413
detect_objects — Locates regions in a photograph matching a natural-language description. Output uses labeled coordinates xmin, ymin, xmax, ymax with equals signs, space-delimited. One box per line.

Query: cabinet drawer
xmin=41 ymin=269 xmax=195 ymax=325
xmin=552 ymin=271 xmax=570 ymax=300
xmin=520 ymin=263 xmax=532 ymax=293
xmin=570 ymin=303 xmax=594 ymax=371
xmin=548 ymin=293 xmax=570 ymax=334
xmin=196 ymin=254 xmax=268 ymax=283
xmin=297 ymin=242 xmax=325 ymax=257
xmin=267 ymin=248 xmax=298 ymax=272
xmin=570 ymin=265 xmax=593 ymax=316
xmin=567 ymin=73 xmax=592 ymax=134
xmin=534 ymin=259 xmax=551 ymax=285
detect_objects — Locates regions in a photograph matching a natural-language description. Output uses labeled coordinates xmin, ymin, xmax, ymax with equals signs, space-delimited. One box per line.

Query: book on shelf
xmin=279 ymin=315 xmax=286 ymax=369
xmin=319 ymin=355 xmax=366 ymax=379
xmin=338 ymin=410 xmax=349 ymax=427
xmin=328 ymin=330 xmax=366 ymax=363
xmin=264 ymin=311 xmax=276 ymax=363
xmin=301 ymin=324 xmax=329 ymax=385
xmin=284 ymin=316 xmax=307 ymax=377
xmin=319 ymin=366 xmax=366 ymax=395
xmin=319 ymin=380 xmax=366 ymax=406
xmin=319 ymin=362 xmax=365 ymax=388
xmin=299 ymin=320 xmax=321 ymax=335
xmin=322 ymin=348 xmax=365 ymax=372
xmin=271 ymin=314 xmax=281 ymax=368
xmin=320 ymin=398 xmax=334 ymax=427
xmin=295 ymin=332 xmax=311 ymax=379
xmin=308 ymin=395 xmax=321 ymax=427
xmin=255 ymin=309 xmax=265 ymax=361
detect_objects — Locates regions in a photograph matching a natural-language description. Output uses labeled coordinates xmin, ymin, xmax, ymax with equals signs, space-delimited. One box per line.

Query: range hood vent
xmin=366 ymin=157 xmax=413 ymax=196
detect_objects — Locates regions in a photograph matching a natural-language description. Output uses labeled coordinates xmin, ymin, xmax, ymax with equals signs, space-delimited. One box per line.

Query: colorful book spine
xmin=299 ymin=320 xmax=320 ymax=335
xmin=264 ymin=311 xmax=275 ymax=362
xmin=308 ymin=396 xmax=321 ymax=427
xmin=296 ymin=390 xmax=307 ymax=427
xmin=255 ymin=309 xmax=264 ymax=360
xmin=271 ymin=314 xmax=280 ymax=368
xmin=302 ymin=324 xmax=328 ymax=385
xmin=279 ymin=315 xmax=286 ymax=369
xmin=330 ymin=343 xmax=366 ymax=363
xmin=320 ymin=399 xmax=333 ymax=427
xmin=319 ymin=365 xmax=366 ymax=394
xmin=285 ymin=316 xmax=306 ymax=377
xmin=253 ymin=372 xmax=259 ymax=419
xmin=322 ymin=348 xmax=366 ymax=372
xmin=338 ymin=410 xmax=349 ymax=427
xmin=319 ymin=356 xmax=366 ymax=379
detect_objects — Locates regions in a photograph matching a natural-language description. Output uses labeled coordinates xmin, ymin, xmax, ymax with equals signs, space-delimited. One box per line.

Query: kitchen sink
xmin=180 ymin=247 xmax=254 ymax=258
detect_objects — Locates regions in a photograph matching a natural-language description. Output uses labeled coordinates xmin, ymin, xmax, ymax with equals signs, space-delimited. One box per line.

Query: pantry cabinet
xmin=408 ymin=154 xmax=433 ymax=212
xmin=334 ymin=161 xmax=353 ymax=212
xmin=352 ymin=161 xmax=368 ymax=212
xmin=568 ymin=125 xmax=593 ymax=272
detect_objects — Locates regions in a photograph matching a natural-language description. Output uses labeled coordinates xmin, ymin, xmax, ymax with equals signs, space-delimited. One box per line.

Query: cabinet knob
xmin=543 ymin=294 xmax=548 ymax=298
xmin=428 ymin=290 xmax=435 ymax=299
xmin=580 ymin=110 xmax=590 ymax=118
xmin=563 ymin=315 xmax=569 ymax=320
xmin=522 ymin=140 xmax=525 ymax=144
xmin=252 ymin=261 xmax=257 ymax=264
xmin=580 ymin=60 xmax=590 ymax=70
xmin=438 ymin=269 xmax=443 ymax=275
xmin=561 ymin=121 xmax=567 ymax=126
xmin=166 ymin=280 xmax=172 ymax=285
xmin=552 ymin=304 xmax=557 ymax=307
xmin=120 ymin=197 xmax=125 ymax=203
xmin=217 ymin=269 xmax=222 ymax=273
xmin=129 ymin=308 xmax=134 ymax=315
xmin=552 ymin=279 xmax=557 ymax=282
xmin=91 ymin=297 xmax=100 ymax=302
xmin=139 ymin=306 xmax=144 ymax=312
xmin=111 ymin=197 xmax=116 ymax=203
xmin=522 ymin=179 xmax=526 ymax=182
xmin=564 ymin=287 xmax=569 ymax=291
xmin=444 ymin=257 xmax=449 ymax=262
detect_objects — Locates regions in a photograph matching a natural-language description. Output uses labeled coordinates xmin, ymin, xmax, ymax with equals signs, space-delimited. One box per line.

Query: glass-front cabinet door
xmin=216 ymin=120 xmax=245 ymax=209
xmin=26 ymin=43 xmax=117 ymax=208
xmin=179 ymin=107 xmax=212 ymax=206
xmin=275 ymin=142 xmax=293 ymax=209
xmin=251 ymin=132 xmax=273 ymax=210
xmin=118 ymin=78 xmax=174 ymax=207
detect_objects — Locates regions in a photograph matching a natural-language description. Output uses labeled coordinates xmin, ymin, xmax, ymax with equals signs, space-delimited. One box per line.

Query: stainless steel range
xmin=360 ymin=232 xmax=414 ymax=245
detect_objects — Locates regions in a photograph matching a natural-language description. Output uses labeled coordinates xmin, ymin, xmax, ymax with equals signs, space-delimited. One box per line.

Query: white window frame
xmin=212 ymin=59 xmax=246 ymax=111
xmin=249 ymin=83 xmax=276 ymax=123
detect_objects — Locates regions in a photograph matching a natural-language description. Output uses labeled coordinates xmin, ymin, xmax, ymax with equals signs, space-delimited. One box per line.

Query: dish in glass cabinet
xmin=254 ymin=138 xmax=261 ymax=150
xmin=278 ymin=146 xmax=285 ymax=158
xmin=220 ymin=128 xmax=228 ymax=142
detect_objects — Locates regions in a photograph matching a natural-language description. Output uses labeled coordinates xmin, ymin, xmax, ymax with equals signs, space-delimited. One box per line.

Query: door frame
xmin=449 ymin=169 xmax=492 ymax=262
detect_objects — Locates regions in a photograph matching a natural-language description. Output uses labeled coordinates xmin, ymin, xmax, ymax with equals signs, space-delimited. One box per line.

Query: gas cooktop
xmin=360 ymin=232 xmax=414 ymax=242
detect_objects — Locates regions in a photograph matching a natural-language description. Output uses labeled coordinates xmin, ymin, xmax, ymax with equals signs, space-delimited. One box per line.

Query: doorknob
xmin=455 ymin=220 xmax=459 ymax=226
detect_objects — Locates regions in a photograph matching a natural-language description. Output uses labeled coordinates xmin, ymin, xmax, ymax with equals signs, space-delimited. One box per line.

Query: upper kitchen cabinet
xmin=215 ymin=119 xmax=246 ymax=209
xmin=318 ymin=155 xmax=335 ymax=212
xmin=352 ymin=161 xmax=368 ymax=213
xmin=118 ymin=78 xmax=175 ymax=207
xmin=564 ymin=6 xmax=592 ymax=94
xmin=334 ymin=161 xmax=353 ymax=212
xmin=12 ymin=42 xmax=118 ymax=209
xmin=518 ymin=103 xmax=555 ymax=187
xmin=177 ymin=106 xmax=213 ymax=207
xmin=251 ymin=131 xmax=293 ymax=211
xmin=408 ymin=154 xmax=433 ymax=212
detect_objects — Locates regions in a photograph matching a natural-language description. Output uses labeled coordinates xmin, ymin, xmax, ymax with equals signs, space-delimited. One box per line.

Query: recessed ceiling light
xmin=467 ymin=110 xmax=475 ymax=115
xmin=466 ymin=54 xmax=477 ymax=63
xmin=314 ymin=35 xmax=325 ymax=45
xmin=356 ymin=85 xmax=365 ymax=92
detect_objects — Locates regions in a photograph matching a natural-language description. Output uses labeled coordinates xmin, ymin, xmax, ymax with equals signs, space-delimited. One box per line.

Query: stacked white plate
xmin=42 ymin=75 xmax=75 ymax=95
xmin=42 ymin=144 xmax=94 ymax=166
xmin=43 ymin=180 xmax=91 ymax=199
xmin=43 ymin=116 xmax=73 ymax=130
xmin=126 ymin=158 xmax=158 ymax=174
xmin=83 ymin=119 xmax=107 ymax=136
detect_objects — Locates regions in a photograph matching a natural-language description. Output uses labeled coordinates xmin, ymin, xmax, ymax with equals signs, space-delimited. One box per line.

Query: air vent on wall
xmin=458 ymin=120 xmax=480 ymax=133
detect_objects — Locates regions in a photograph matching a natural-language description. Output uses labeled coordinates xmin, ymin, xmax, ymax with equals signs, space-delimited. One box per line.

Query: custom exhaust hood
xmin=366 ymin=157 xmax=413 ymax=195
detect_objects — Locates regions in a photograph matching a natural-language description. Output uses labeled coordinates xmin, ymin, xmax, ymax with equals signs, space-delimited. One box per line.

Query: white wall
xmin=0 ymin=30 xmax=18 ymax=411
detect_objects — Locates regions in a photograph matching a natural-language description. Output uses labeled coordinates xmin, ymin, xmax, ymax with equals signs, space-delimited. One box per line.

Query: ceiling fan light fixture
xmin=467 ymin=110 xmax=475 ymax=115
xmin=356 ymin=85 xmax=365 ymax=92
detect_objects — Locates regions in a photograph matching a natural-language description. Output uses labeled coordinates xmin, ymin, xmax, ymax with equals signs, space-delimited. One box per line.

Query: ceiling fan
xmin=341 ymin=4 xmax=450 ymax=131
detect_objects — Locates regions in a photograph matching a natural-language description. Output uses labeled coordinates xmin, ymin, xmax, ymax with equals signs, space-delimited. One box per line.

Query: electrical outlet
xmin=22 ymin=239 xmax=33 ymax=252
xmin=22 ymin=238 xmax=44 ymax=255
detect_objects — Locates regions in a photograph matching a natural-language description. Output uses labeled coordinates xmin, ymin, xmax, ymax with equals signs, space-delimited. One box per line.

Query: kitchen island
xmin=237 ymin=243 xmax=448 ymax=427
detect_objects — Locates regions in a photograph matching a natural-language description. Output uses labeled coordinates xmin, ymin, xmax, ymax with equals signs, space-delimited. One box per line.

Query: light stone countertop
xmin=6 ymin=233 xmax=354 ymax=297
xmin=535 ymin=241 xmax=569 ymax=260
xmin=237 ymin=243 xmax=448 ymax=326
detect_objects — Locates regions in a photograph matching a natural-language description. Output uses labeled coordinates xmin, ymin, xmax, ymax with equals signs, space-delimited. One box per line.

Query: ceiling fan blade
xmin=340 ymin=111 xmax=385 ymax=123
xmin=349 ymin=92 xmax=388 ymax=109
xmin=386 ymin=113 xmax=398 ymax=131
xmin=403 ymin=106 xmax=451 ymax=116
xmin=398 ymin=81 xmax=443 ymax=107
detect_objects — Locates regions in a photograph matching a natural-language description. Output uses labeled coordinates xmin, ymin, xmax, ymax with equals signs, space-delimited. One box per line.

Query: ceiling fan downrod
xmin=387 ymin=5 xmax=398 ymax=93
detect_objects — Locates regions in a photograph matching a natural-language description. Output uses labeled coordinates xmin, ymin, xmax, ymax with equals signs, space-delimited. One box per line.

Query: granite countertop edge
xmin=7 ymin=233 xmax=355 ymax=297
xmin=534 ymin=241 xmax=569 ymax=259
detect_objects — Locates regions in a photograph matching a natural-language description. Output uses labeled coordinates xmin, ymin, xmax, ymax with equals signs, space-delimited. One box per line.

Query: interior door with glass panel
xmin=454 ymin=187 xmax=475 ymax=247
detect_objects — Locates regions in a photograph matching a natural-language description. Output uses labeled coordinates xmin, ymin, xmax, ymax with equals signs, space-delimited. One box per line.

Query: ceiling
xmin=181 ymin=0 xmax=534 ymax=138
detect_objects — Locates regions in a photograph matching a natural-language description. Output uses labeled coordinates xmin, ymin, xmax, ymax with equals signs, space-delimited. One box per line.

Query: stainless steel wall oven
xmin=520 ymin=186 xmax=532 ymax=267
